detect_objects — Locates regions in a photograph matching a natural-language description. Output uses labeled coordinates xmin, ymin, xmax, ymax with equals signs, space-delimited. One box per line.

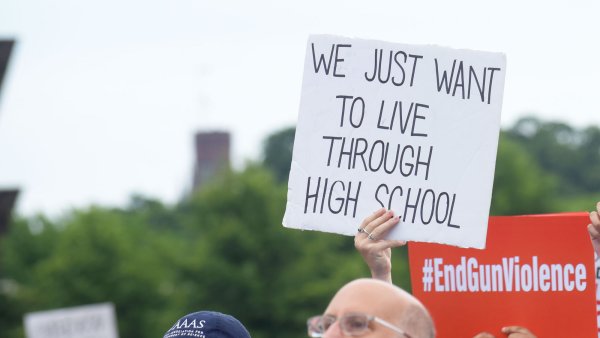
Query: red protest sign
xmin=409 ymin=213 xmax=596 ymax=338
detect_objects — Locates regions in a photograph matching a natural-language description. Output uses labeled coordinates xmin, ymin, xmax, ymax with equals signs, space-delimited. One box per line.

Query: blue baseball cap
xmin=163 ymin=311 xmax=251 ymax=338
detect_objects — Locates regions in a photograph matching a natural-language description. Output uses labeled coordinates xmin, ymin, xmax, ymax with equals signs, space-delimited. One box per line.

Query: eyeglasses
xmin=307 ymin=312 xmax=412 ymax=337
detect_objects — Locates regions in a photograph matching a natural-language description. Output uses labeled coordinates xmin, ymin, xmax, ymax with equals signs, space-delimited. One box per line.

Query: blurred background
xmin=0 ymin=0 xmax=599 ymax=337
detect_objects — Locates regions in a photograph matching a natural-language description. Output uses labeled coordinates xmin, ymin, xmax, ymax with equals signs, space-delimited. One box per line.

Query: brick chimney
xmin=192 ymin=131 xmax=231 ymax=191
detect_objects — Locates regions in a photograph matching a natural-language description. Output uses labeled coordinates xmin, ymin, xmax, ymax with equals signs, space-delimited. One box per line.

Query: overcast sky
xmin=0 ymin=0 xmax=598 ymax=216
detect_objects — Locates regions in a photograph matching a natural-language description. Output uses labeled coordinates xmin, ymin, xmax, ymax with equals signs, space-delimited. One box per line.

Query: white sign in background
xmin=283 ymin=35 xmax=506 ymax=249
xmin=24 ymin=303 xmax=119 ymax=338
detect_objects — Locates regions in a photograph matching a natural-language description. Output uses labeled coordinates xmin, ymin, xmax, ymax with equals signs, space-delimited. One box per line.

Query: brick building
xmin=192 ymin=131 xmax=231 ymax=191
xmin=0 ymin=39 xmax=18 ymax=235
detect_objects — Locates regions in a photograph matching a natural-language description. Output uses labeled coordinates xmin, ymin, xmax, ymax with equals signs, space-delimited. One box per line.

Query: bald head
xmin=324 ymin=279 xmax=435 ymax=338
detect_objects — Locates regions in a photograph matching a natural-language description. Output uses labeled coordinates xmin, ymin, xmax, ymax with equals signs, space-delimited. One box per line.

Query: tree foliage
xmin=262 ymin=127 xmax=295 ymax=183
xmin=490 ymin=134 xmax=558 ymax=215
xmin=1 ymin=117 xmax=598 ymax=337
xmin=506 ymin=116 xmax=600 ymax=195
xmin=0 ymin=166 xmax=395 ymax=338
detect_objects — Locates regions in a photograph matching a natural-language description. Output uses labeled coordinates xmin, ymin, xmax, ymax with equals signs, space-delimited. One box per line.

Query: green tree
xmin=1 ymin=166 xmax=403 ymax=338
xmin=0 ymin=216 xmax=62 ymax=337
xmin=262 ymin=127 xmax=296 ymax=183
xmin=11 ymin=115 xmax=597 ymax=337
xmin=507 ymin=116 xmax=600 ymax=196
xmin=30 ymin=207 xmax=176 ymax=337
xmin=1 ymin=207 xmax=184 ymax=337
xmin=491 ymin=133 xmax=558 ymax=215
xmin=579 ymin=126 xmax=600 ymax=192
xmin=174 ymin=165 xmax=372 ymax=338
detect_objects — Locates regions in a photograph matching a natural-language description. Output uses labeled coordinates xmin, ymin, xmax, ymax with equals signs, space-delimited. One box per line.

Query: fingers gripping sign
xmin=501 ymin=326 xmax=537 ymax=338
xmin=472 ymin=333 xmax=495 ymax=338
xmin=355 ymin=208 xmax=406 ymax=283
xmin=472 ymin=326 xmax=537 ymax=338
xmin=587 ymin=201 xmax=600 ymax=256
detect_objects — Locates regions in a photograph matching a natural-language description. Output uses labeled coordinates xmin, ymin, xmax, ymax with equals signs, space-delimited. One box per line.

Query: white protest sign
xmin=24 ymin=303 xmax=119 ymax=338
xmin=283 ymin=34 xmax=506 ymax=249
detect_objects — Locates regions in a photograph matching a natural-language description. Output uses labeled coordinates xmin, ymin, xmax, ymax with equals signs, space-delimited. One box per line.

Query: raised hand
xmin=355 ymin=208 xmax=406 ymax=283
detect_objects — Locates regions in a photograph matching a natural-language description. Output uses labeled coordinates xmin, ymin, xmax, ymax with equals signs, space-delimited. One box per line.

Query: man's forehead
xmin=325 ymin=281 xmax=403 ymax=315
